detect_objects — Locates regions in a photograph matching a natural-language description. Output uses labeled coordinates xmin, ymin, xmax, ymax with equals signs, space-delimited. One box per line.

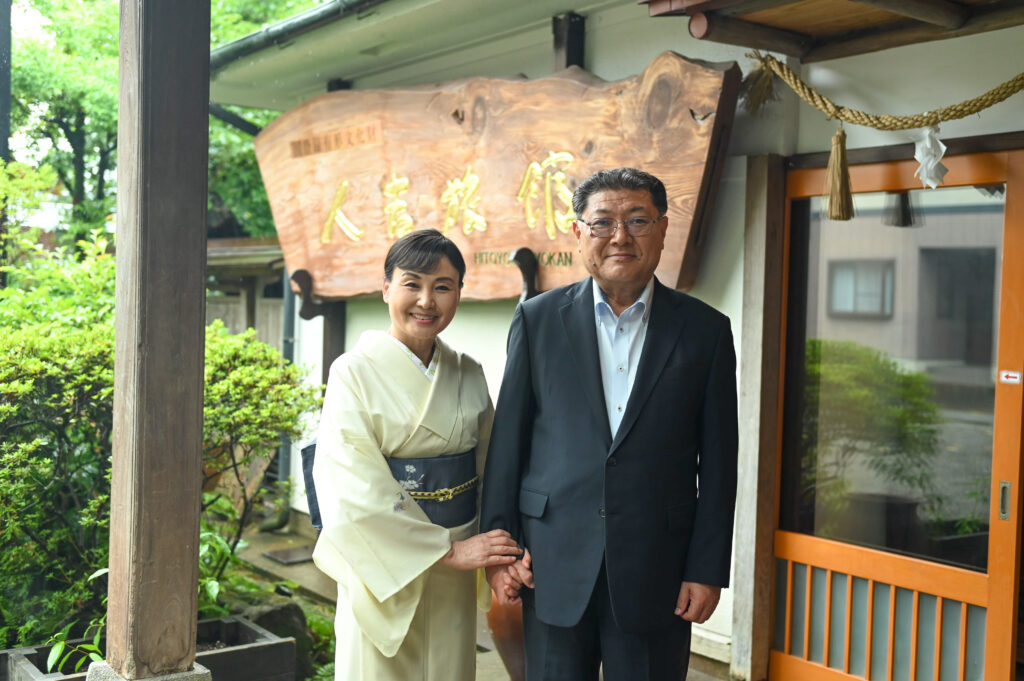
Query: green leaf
xmin=205 ymin=579 xmax=221 ymax=602
xmin=46 ymin=641 xmax=65 ymax=672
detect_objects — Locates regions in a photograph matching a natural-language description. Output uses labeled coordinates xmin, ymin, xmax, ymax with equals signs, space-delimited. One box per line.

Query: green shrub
xmin=800 ymin=338 xmax=941 ymax=524
xmin=0 ymin=233 xmax=319 ymax=646
xmin=0 ymin=235 xmax=116 ymax=646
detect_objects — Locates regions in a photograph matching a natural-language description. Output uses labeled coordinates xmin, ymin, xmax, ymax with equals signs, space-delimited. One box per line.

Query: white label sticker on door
xmin=999 ymin=370 xmax=1022 ymax=384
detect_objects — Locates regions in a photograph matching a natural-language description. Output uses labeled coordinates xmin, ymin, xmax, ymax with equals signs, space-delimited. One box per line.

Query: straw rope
xmin=747 ymin=52 xmax=1024 ymax=131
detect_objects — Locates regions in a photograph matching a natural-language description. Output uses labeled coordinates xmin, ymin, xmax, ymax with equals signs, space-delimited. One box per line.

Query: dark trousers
xmin=522 ymin=562 xmax=692 ymax=681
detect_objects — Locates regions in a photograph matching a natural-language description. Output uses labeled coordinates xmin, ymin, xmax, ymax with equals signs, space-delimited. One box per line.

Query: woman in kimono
xmin=312 ymin=229 xmax=522 ymax=681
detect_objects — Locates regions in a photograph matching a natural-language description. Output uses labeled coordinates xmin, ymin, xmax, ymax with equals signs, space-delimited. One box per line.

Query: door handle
xmin=1000 ymin=481 xmax=1011 ymax=520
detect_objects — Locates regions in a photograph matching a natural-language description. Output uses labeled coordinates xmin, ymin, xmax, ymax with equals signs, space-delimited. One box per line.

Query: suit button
xmin=598 ymin=507 xmax=607 ymax=518
xmin=607 ymin=457 xmax=617 ymax=467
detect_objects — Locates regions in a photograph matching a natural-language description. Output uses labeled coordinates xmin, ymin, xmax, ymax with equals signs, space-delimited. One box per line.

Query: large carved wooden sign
xmin=254 ymin=51 xmax=739 ymax=300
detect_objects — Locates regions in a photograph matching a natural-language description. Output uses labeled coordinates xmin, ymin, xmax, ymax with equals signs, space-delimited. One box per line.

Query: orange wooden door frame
xmin=773 ymin=150 xmax=1024 ymax=681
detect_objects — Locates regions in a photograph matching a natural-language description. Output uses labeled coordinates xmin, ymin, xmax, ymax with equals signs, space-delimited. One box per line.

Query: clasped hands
xmin=470 ymin=537 xmax=721 ymax=623
xmin=485 ymin=547 xmax=534 ymax=605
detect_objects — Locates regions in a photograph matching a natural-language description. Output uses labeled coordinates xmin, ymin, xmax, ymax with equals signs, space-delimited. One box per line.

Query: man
xmin=480 ymin=167 xmax=738 ymax=681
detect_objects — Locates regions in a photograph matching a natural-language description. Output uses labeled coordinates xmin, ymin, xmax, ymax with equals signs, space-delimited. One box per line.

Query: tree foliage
xmin=11 ymin=0 xmax=119 ymax=236
xmin=800 ymin=339 xmax=941 ymax=520
xmin=0 ymin=233 xmax=319 ymax=647
xmin=11 ymin=0 xmax=320 ymax=239
xmin=0 ymin=160 xmax=58 ymax=220
xmin=207 ymin=0 xmax=323 ymax=237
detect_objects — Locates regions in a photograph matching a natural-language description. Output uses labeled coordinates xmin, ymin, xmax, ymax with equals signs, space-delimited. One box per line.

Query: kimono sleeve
xmin=312 ymin=356 xmax=452 ymax=603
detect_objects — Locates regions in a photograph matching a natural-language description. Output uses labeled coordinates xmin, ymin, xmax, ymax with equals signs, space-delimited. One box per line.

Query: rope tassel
xmin=825 ymin=126 xmax=854 ymax=220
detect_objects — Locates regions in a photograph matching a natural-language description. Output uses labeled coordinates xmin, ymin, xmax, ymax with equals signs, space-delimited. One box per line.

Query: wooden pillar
xmin=731 ymin=155 xmax=786 ymax=681
xmin=245 ymin=276 xmax=257 ymax=329
xmin=105 ymin=1 xmax=211 ymax=678
xmin=1 ymin=0 xmax=11 ymax=290
xmin=321 ymin=301 xmax=346 ymax=386
xmin=327 ymin=78 xmax=352 ymax=92
xmin=552 ymin=12 xmax=585 ymax=70
xmin=0 ymin=0 xmax=9 ymax=163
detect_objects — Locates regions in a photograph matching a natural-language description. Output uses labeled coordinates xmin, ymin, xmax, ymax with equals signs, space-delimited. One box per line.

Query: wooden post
xmin=552 ymin=12 xmax=585 ymax=70
xmin=104 ymin=1 xmax=211 ymax=678
xmin=1 ymin=0 xmax=11 ymax=290
xmin=327 ymin=78 xmax=352 ymax=92
xmin=321 ymin=301 xmax=346 ymax=386
xmin=731 ymin=155 xmax=786 ymax=681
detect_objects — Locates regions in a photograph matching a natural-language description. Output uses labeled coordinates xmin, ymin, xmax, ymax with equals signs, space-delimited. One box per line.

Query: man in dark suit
xmin=480 ymin=167 xmax=738 ymax=681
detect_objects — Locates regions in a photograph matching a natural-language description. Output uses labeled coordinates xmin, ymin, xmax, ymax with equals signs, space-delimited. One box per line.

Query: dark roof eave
xmin=209 ymin=0 xmax=392 ymax=75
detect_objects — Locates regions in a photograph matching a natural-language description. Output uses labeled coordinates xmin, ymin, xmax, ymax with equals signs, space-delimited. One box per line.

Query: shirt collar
xmin=592 ymin=277 xmax=654 ymax=322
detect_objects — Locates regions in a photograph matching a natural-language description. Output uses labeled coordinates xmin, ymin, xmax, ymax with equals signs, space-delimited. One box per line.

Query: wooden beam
xmin=208 ymin=102 xmax=261 ymax=136
xmin=552 ymin=12 xmax=585 ymax=70
xmin=638 ymin=0 xmax=685 ymax=18
xmin=848 ymin=0 xmax=968 ymax=29
xmin=691 ymin=0 xmax=792 ymax=16
xmin=689 ymin=11 xmax=812 ymax=58
xmin=804 ymin=1 xmax=1024 ymax=62
xmin=641 ymin=0 xmax=783 ymax=18
xmin=107 ymin=0 xmax=210 ymax=678
xmin=786 ymin=130 xmax=1024 ymax=170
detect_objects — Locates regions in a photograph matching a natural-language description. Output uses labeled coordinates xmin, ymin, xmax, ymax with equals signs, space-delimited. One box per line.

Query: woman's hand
xmin=438 ymin=529 xmax=521 ymax=570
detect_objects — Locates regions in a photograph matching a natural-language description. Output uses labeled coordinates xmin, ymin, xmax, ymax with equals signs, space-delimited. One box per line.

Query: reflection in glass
xmin=779 ymin=185 xmax=1005 ymax=571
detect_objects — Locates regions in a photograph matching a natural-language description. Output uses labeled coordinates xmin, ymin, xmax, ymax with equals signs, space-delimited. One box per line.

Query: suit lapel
xmin=610 ymin=280 xmax=686 ymax=454
xmin=560 ymin=279 xmax=612 ymax=446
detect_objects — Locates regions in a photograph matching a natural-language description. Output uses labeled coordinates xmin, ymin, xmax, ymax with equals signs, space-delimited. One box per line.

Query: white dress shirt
xmin=592 ymin=277 xmax=654 ymax=437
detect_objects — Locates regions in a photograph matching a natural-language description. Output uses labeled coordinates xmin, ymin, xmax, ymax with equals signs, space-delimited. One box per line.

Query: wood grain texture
xmin=255 ymin=51 xmax=739 ymax=299
xmin=108 ymin=0 xmax=209 ymax=677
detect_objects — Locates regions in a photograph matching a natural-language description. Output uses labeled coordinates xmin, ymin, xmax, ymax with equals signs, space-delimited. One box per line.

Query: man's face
xmin=572 ymin=188 xmax=667 ymax=295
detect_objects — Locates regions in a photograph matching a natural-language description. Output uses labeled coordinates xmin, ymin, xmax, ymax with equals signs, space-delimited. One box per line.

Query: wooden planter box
xmin=1 ymin=617 xmax=295 ymax=681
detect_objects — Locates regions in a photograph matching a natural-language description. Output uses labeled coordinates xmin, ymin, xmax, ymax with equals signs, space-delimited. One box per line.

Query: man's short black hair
xmin=384 ymin=228 xmax=467 ymax=286
xmin=572 ymin=167 xmax=668 ymax=218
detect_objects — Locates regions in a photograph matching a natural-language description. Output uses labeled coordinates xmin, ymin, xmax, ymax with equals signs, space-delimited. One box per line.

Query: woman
xmin=311 ymin=229 xmax=521 ymax=680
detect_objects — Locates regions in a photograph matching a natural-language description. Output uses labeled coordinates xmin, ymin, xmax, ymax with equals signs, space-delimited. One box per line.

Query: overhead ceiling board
xmin=211 ymin=0 xmax=624 ymax=110
xmin=638 ymin=0 xmax=1024 ymax=62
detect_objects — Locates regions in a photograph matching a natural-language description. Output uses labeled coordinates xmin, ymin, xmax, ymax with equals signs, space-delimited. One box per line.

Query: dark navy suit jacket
xmin=480 ymin=277 xmax=738 ymax=633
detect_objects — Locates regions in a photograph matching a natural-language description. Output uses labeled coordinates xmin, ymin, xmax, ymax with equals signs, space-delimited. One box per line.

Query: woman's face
xmin=382 ymin=255 xmax=462 ymax=353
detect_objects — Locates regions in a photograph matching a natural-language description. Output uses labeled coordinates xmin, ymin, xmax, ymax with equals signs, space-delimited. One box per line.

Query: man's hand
xmin=486 ymin=548 xmax=533 ymax=605
xmin=674 ymin=582 xmax=721 ymax=623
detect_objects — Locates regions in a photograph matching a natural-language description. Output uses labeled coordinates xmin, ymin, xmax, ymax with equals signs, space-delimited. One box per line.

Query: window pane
xmin=831 ymin=264 xmax=856 ymax=312
xmin=780 ymin=186 xmax=1004 ymax=571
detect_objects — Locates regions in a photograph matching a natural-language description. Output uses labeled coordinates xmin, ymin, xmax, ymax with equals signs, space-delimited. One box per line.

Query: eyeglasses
xmin=577 ymin=216 xmax=663 ymax=238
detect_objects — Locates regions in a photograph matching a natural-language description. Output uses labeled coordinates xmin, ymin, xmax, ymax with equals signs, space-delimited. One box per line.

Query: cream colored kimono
xmin=312 ymin=330 xmax=493 ymax=681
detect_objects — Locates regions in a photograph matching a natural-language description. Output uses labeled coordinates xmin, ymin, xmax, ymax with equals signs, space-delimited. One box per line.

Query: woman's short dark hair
xmin=571 ymin=167 xmax=668 ymax=218
xmin=383 ymin=229 xmax=467 ymax=286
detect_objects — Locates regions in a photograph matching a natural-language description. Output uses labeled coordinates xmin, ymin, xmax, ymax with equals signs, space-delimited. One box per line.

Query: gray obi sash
xmin=387 ymin=449 xmax=478 ymax=529
xmin=300 ymin=442 xmax=477 ymax=531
